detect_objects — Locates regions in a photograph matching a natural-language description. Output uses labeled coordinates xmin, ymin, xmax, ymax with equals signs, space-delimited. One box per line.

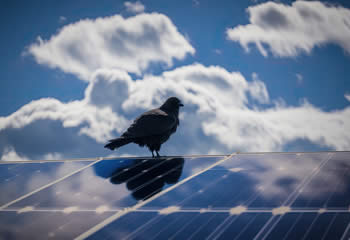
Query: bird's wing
xmin=121 ymin=109 xmax=177 ymax=138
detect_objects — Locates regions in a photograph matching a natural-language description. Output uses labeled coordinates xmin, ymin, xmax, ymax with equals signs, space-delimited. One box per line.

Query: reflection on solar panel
xmin=0 ymin=152 xmax=349 ymax=239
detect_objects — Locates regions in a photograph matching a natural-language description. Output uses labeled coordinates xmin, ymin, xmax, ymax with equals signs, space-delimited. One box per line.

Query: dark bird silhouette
xmin=104 ymin=97 xmax=184 ymax=157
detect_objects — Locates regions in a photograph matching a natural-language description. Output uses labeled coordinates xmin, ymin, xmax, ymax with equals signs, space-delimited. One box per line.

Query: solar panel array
xmin=0 ymin=152 xmax=349 ymax=239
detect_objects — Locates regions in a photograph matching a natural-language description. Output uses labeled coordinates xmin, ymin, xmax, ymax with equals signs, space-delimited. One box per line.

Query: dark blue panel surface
xmin=265 ymin=212 xmax=350 ymax=240
xmin=0 ymin=210 xmax=114 ymax=239
xmin=86 ymin=152 xmax=350 ymax=240
xmin=88 ymin=212 xmax=231 ymax=240
xmin=88 ymin=211 xmax=274 ymax=240
xmin=2 ymin=152 xmax=350 ymax=239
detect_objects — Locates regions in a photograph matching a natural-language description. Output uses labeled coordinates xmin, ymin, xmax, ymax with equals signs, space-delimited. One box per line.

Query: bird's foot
xmin=156 ymin=151 xmax=160 ymax=158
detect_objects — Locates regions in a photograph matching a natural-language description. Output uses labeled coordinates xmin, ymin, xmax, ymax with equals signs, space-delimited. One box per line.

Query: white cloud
xmin=0 ymin=71 xmax=131 ymax=143
xmin=2 ymin=9 xmax=350 ymax=160
xmin=0 ymin=147 xmax=62 ymax=162
xmin=1 ymin=147 xmax=30 ymax=161
xmin=124 ymin=1 xmax=145 ymax=13
xmin=227 ymin=1 xmax=350 ymax=57
xmin=27 ymin=13 xmax=195 ymax=80
xmin=1 ymin=64 xmax=350 ymax=159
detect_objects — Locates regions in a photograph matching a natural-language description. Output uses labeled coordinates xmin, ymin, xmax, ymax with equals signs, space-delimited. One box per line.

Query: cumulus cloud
xmin=0 ymin=146 xmax=63 ymax=162
xmin=227 ymin=1 xmax=350 ymax=57
xmin=124 ymin=1 xmax=145 ymax=13
xmin=27 ymin=13 xmax=194 ymax=80
xmin=2 ymin=9 xmax=350 ymax=161
xmin=2 ymin=64 xmax=349 ymax=161
xmin=0 ymin=75 xmax=130 ymax=144
xmin=94 ymin=64 xmax=350 ymax=152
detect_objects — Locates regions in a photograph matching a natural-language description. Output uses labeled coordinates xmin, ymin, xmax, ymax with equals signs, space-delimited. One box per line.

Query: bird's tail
xmin=104 ymin=137 xmax=133 ymax=150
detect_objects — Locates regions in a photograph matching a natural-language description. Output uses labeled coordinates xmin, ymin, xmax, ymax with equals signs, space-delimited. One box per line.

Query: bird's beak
xmin=179 ymin=103 xmax=184 ymax=107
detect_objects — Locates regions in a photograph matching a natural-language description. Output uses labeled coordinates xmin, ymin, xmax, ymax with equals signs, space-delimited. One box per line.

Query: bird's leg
xmin=151 ymin=150 xmax=155 ymax=158
xmin=156 ymin=151 xmax=160 ymax=158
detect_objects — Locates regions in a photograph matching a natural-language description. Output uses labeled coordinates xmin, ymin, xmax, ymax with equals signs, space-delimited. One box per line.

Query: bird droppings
xmin=63 ymin=206 xmax=78 ymax=214
xmin=229 ymin=167 xmax=244 ymax=172
xmin=318 ymin=208 xmax=326 ymax=214
xmin=48 ymin=232 xmax=55 ymax=238
xmin=272 ymin=206 xmax=291 ymax=215
xmin=17 ymin=206 xmax=34 ymax=214
xmin=159 ymin=206 xmax=180 ymax=215
xmin=229 ymin=205 xmax=247 ymax=215
xmin=95 ymin=205 xmax=109 ymax=214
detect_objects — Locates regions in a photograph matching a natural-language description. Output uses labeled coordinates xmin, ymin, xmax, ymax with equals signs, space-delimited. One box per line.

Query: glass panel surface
xmin=0 ymin=160 xmax=95 ymax=206
xmin=8 ymin=156 xmax=225 ymax=210
xmin=0 ymin=210 xmax=114 ymax=239
xmin=265 ymin=212 xmax=350 ymax=240
xmin=88 ymin=212 xmax=231 ymax=240
xmin=143 ymin=152 xmax=350 ymax=209
xmin=2 ymin=152 xmax=350 ymax=239
xmin=88 ymin=211 xmax=350 ymax=240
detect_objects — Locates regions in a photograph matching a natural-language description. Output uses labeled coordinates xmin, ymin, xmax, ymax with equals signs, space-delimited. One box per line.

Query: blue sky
xmin=1 ymin=0 xmax=350 ymax=161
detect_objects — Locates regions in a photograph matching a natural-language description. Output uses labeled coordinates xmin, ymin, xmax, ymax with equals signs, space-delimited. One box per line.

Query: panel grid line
xmin=341 ymin=223 xmax=350 ymax=240
xmin=253 ymin=152 xmax=333 ymax=240
xmin=74 ymin=153 xmax=237 ymax=240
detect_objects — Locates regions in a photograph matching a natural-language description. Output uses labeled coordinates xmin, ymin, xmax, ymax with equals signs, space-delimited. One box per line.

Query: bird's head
xmin=160 ymin=97 xmax=184 ymax=112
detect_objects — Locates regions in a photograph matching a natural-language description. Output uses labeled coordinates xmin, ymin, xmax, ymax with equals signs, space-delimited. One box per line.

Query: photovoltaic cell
xmin=0 ymin=210 xmax=115 ymax=239
xmin=1 ymin=152 xmax=350 ymax=239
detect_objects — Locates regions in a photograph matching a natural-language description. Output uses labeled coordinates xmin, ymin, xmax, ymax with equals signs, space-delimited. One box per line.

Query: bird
xmin=104 ymin=97 xmax=184 ymax=157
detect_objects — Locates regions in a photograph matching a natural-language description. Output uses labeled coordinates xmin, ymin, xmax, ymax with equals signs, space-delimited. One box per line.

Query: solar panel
xmin=0 ymin=152 xmax=349 ymax=239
